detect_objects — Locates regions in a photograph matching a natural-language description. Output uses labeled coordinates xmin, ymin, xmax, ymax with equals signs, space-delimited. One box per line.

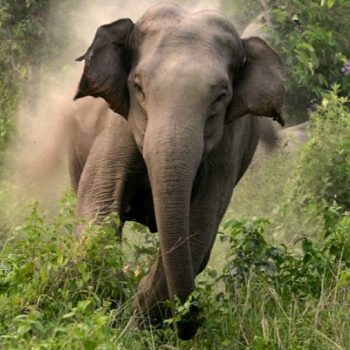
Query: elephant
xmin=72 ymin=4 xmax=285 ymax=340
xmin=279 ymin=121 xmax=309 ymax=151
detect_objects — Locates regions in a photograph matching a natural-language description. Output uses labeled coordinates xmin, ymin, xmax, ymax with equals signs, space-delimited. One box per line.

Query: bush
xmin=221 ymin=217 xmax=350 ymax=300
xmin=267 ymin=0 xmax=350 ymax=118
xmin=297 ymin=87 xmax=350 ymax=210
xmin=274 ymin=87 xmax=350 ymax=241
xmin=1 ymin=194 xmax=350 ymax=348
xmin=0 ymin=0 xmax=78 ymax=153
xmin=0 ymin=117 xmax=13 ymax=152
xmin=223 ymin=0 xmax=350 ymax=120
xmin=0 ymin=0 xmax=51 ymax=149
xmin=0 ymin=193 xmax=136 ymax=348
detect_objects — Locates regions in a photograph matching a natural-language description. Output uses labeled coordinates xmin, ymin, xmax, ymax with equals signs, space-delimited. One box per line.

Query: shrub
xmin=221 ymin=217 xmax=350 ymax=300
xmin=273 ymin=86 xmax=350 ymax=241
xmin=0 ymin=192 xmax=141 ymax=348
xmin=1 ymin=194 xmax=350 ymax=348
xmin=297 ymin=87 xmax=350 ymax=210
xmin=267 ymin=0 xmax=350 ymax=118
xmin=223 ymin=0 xmax=350 ymax=120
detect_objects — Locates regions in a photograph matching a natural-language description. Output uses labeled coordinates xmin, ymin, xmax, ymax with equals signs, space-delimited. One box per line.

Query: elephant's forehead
xmin=133 ymin=4 xmax=243 ymax=82
xmin=136 ymin=4 xmax=238 ymax=46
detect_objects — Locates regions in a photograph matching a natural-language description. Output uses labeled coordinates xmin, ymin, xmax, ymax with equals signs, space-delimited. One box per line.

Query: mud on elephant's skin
xmin=72 ymin=4 xmax=285 ymax=340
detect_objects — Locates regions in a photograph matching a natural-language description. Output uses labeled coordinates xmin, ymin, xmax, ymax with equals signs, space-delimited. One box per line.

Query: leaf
xmin=62 ymin=311 xmax=76 ymax=319
xmin=327 ymin=0 xmax=336 ymax=8
xmin=83 ymin=340 xmax=98 ymax=350
xmin=77 ymin=299 xmax=91 ymax=312
xmin=302 ymin=239 xmax=314 ymax=254
xmin=17 ymin=325 xmax=31 ymax=336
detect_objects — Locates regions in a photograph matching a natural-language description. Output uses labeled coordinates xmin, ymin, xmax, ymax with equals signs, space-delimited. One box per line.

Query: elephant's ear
xmin=227 ymin=37 xmax=285 ymax=126
xmin=74 ymin=18 xmax=134 ymax=118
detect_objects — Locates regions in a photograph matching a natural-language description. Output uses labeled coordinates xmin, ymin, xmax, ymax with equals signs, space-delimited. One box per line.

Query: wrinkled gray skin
xmin=72 ymin=4 xmax=285 ymax=340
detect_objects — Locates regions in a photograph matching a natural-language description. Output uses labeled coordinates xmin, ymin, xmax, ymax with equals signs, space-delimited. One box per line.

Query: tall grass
xmin=1 ymin=199 xmax=349 ymax=349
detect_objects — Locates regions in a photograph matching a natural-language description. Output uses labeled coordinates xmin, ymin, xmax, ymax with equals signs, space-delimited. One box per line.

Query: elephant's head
xmin=75 ymin=4 xmax=284 ymax=339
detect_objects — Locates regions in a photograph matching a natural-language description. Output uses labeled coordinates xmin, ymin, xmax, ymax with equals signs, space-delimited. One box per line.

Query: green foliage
xmin=159 ymin=216 xmax=350 ymax=349
xmin=275 ymin=87 xmax=350 ymax=240
xmin=298 ymin=87 xmax=350 ymax=210
xmin=221 ymin=217 xmax=350 ymax=300
xmin=267 ymin=0 xmax=350 ymax=117
xmin=0 ymin=117 xmax=13 ymax=152
xmin=1 ymin=193 xmax=350 ymax=348
xmin=0 ymin=1 xmax=50 ymax=65
xmin=0 ymin=0 xmax=76 ymax=150
xmin=0 ymin=0 xmax=51 ymax=147
xmin=0 ymin=0 xmax=75 ymax=81
xmin=0 ymin=193 xmax=140 ymax=349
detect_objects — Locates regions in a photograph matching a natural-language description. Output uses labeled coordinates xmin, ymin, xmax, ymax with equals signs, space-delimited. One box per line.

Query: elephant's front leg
xmin=75 ymin=117 xmax=143 ymax=236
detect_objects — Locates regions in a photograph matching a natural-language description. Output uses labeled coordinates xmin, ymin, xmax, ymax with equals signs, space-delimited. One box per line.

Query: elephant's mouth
xmin=120 ymin=181 xmax=157 ymax=232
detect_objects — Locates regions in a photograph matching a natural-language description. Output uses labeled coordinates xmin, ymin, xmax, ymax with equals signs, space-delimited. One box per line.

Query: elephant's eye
xmin=134 ymin=81 xmax=145 ymax=99
xmin=213 ymin=92 xmax=226 ymax=105
xmin=208 ymin=92 xmax=227 ymax=117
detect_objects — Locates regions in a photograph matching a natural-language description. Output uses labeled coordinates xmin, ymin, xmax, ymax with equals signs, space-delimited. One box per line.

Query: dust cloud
xmin=1 ymin=1 xmax=228 ymax=225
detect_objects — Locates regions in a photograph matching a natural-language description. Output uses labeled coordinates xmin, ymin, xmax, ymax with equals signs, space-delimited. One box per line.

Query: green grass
xmin=0 ymin=194 xmax=349 ymax=349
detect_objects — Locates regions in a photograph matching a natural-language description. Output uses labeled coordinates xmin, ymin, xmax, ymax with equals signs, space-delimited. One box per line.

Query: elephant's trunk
xmin=143 ymin=119 xmax=203 ymax=338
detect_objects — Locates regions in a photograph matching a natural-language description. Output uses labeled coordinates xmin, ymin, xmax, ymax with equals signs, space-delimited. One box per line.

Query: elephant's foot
xmin=133 ymin=257 xmax=170 ymax=328
xmin=135 ymin=290 xmax=201 ymax=340
xmin=135 ymin=298 xmax=171 ymax=329
xmin=133 ymin=265 xmax=201 ymax=340
xmin=175 ymin=303 xmax=201 ymax=340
